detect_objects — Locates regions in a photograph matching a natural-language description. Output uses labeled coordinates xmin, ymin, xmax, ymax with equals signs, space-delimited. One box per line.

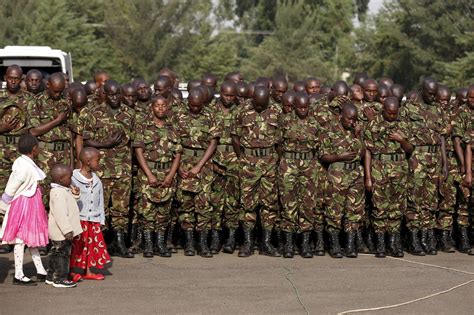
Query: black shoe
xmin=439 ymin=230 xmax=455 ymax=253
xmin=198 ymin=230 xmax=212 ymax=258
xmin=143 ymin=230 xmax=154 ymax=258
xmin=375 ymin=232 xmax=386 ymax=258
xmin=409 ymin=229 xmax=425 ymax=256
xmin=259 ymin=229 xmax=280 ymax=257
xmin=154 ymin=231 xmax=172 ymax=257
xmin=52 ymin=279 xmax=77 ymax=288
xmin=458 ymin=227 xmax=471 ymax=253
xmin=282 ymin=231 xmax=294 ymax=258
xmin=210 ymin=230 xmax=221 ymax=255
xmin=0 ymin=244 xmax=12 ymax=254
xmin=13 ymin=276 xmax=37 ymax=286
xmin=365 ymin=228 xmax=375 ymax=253
xmin=422 ymin=229 xmax=437 ymax=255
xmin=222 ymin=228 xmax=236 ymax=254
xmin=346 ymin=231 xmax=358 ymax=258
xmin=355 ymin=230 xmax=369 ymax=253
xmin=36 ymin=273 xmax=47 ymax=282
xmin=166 ymin=223 xmax=178 ymax=254
xmin=313 ymin=229 xmax=325 ymax=256
xmin=329 ymin=230 xmax=343 ymax=258
xmin=388 ymin=232 xmax=404 ymax=257
xmin=238 ymin=227 xmax=253 ymax=257
xmin=183 ymin=229 xmax=196 ymax=256
xmin=112 ymin=230 xmax=135 ymax=258
xmin=129 ymin=224 xmax=143 ymax=254
xmin=300 ymin=231 xmax=313 ymax=258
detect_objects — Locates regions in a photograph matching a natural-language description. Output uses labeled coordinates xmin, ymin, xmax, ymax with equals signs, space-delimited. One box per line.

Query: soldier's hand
xmin=442 ymin=167 xmax=449 ymax=183
xmin=363 ymin=107 xmax=376 ymax=121
xmin=189 ymin=166 xmax=201 ymax=178
xmin=463 ymin=174 xmax=472 ymax=188
xmin=178 ymin=168 xmax=189 ymax=179
xmin=388 ymin=131 xmax=405 ymax=143
xmin=147 ymin=174 xmax=158 ymax=187
xmin=161 ymin=175 xmax=173 ymax=188
xmin=55 ymin=111 xmax=69 ymax=123
xmin=354 ymin=123 xmax=362 ymax=138
xmin=0 ymin=118 xmax=19 ymax=133
xmin=112 ymin=132 xmax=123 ymax=146
xmin=365 ymin=177 xmax=373 ymax=192
xmin=65 ymin=232 xmax=73 ymax=241
xmin=340 ymin=151 xmax=357 ymax=161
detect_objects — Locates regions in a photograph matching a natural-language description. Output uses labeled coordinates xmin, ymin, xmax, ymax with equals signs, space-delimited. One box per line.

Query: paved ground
xmin=0 ymin=250 xmax=473 ymax=314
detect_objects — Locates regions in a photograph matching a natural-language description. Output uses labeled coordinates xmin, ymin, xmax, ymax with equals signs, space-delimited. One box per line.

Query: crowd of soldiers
xmin=0 ymin=64 xmax=473 ymax=260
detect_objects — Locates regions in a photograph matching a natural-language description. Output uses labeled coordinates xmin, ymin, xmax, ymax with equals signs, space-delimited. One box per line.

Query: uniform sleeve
xmin=132 ymin=121 xmax=145 ymax=148
xmin=231 ymin=106 xmax=242 ymax=137
xmin=208 ymin=112 xmax=221 ymax=140
xmin=26 ymin=97 xmax=41 ymax=131
xmin=170 ymin=127 xmax=183 ymax=154
xmin=363 ymin=122 xmax=376 ymax=152
xmin=81 ymin=110 xmax=95 ymax=141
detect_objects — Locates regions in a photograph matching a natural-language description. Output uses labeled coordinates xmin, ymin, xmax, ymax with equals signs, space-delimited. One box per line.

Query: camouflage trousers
xmin=102 ymin=176 xmax=131 ymax=231
xmin=130 ymin=162 xmax=140 ymax=225
xmin=371 ymin=159 xmax=408 ymax=233
xmin=406 ymin=151 xmax=441 ymax=230
xmin=311 ymin=162 xmax=327 ymax=230
xmin=136 ymin=168 xmax=176 ymax=232
xmin=278 ymin=158 xmax=317 ymax=233
xmin=210 ymin=165 xmax=240 ymax=230
xmin=239 ymin=154 xmax=279 ymax=229
xmin=438 ymin=155 xmax=461 ymax=230
xmin=325 ymin=165 xmax=365 ymax=232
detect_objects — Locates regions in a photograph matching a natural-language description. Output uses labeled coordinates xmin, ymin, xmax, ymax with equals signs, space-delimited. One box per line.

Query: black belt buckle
xmin=391 ymin=154 xmax=400 ymax=162
xmin=5 ymin=135 xmax=18 ymax=145
xmin=428 ymin=145 xmax=437 ymax=153
xmin=53 ymin=142 xmax=66 ymax=151
xmin=344 ymin=162 xmax=356 ymax=171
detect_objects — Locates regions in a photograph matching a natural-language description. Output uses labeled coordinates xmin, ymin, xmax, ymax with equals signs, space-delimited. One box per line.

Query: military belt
xmin=283 ymin=151 xmax=315 ymax=160
xmin=0 ymin=134 xmax=21 ymax=145
xmin=446 ymin=151 xmax=455 ymax=158
xmin=242 ymin=146 xmax=274 ymax=157
xmin=217 ymin=144 xmax=234 ymax=153
xmin=417 ymin=145 xmax=439 ymax=153
xmin=331 ymin=161 xmax=359 ymax=171
xmin=39 ymin=141 xmax=70 ymax=151
xmin=147 ymin=161 xmax=172 ymax=170
xmin=372 ymin=153 xmax=405 ymax=162
xmin=182 ymin=147 xmax=205 ymax=157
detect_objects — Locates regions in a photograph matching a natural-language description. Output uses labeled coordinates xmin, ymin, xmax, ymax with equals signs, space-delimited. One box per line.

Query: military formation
xmin=1 ymin=64 xmax=473 ymax=260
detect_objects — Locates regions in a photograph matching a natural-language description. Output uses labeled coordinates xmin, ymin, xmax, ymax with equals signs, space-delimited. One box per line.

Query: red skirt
xmin=70 ymin=221 xmax=111 ymax=270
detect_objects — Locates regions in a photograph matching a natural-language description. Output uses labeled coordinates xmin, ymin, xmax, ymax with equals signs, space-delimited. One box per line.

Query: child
xmin=0 ymin=134 xmax=48 ymax=286
xmin=46 ymin=164 xmax=83 ymax=288
xmin=70 ymin=147 xmax=110 ymax=280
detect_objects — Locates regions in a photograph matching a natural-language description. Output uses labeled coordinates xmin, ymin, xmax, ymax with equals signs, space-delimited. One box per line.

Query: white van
xmin=0 ymin=46 xmax=73 ymax=87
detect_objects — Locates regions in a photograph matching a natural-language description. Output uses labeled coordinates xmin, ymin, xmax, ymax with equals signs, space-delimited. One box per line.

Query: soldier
xmin=24 ymin=69 xmax=44 ymax=98
xmin=379 ymin=77 xmax=394 ymax=89
xmin=82 ymin=80 xmax=135 ymax=258
xmin=187 ymin=80 xmax=201 ymax=92
xmin=121 ymin=83 xmax=138 ymax=109
xmin=277 ymin=92 xmax=320 ymax=258
xmin=210 ymin=81 xmax=240 ymax=254
xmin=248 ymin=82 xmax=256 ymax=98
xmin=134 ymin=96 xmax=181 ymax=258
xmin=353 ymin=72 xmax=369 ymax=87
xmin=133 ymin=79 xmax=152 ymax=113
xmin=236 ymin=81 xmax=249 ymax=105
xmin=0 ymin=65 xmax=28 ymax=253
xmin=391 ymin=84 xmax=405 ymax=103
xmin=350 ymin=84 xmax=363 ymax=106
xmin=175 ymin=88 xmax=220 ymax=257
xmin=69 ymin=87 xmax=88 ymax=165
xmin=360 ymin=79 xmax=383 ymax=123
xmin=293 ymin=81 xmax=306 ymax=93
xmin=282 ymin=91 xmax=295 ymax=115
xmin=453 ymin=84 xmax=474 ymax=254
xmin=313 ymin=80 xmax=350 ymax=130
xmin=201 ymin=73 xmax=218 ymax=96
xmin=154 ymin=75 xmax=181 ymax=111
xmin=320 ymin=102 xmax=365 ymax=258
xmin=364 ymin=97 xmax=413 ymax=258
xmin=377 ymin=84 xmax=392 ymax=105
xmin=271 ymin=77 xmax=288 ymax=107
xmin=404 ymin=77 xmax=447 ymax=256
xmin=231 ymin=86 xmax=281 ymax=258
xmin=305 ymin=77 xmax=321 ymax=95
xmin=224 ymin=71 xmax=243 ymax=84
xmin=93 ymin=70 xmax=110 ymax=89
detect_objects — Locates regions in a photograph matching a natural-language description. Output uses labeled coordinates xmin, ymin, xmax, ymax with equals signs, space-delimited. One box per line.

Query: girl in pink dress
xmin=0 ymin=135 xmax=48 ymax=285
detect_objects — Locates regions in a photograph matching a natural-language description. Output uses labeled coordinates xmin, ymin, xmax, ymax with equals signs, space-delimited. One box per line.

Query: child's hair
xmin=18 ymin=134 xmax=39 ymax=154
xmin=79 ymin=147 xmax=100 ymax=164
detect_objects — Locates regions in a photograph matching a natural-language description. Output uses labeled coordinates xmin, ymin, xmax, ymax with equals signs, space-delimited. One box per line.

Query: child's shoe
xmin=13 ymin=276 xmax=37 ymax=286
xmin=69 ymin=272 xmax=82 ymax=283
xmin=36 ymin=273 xmax=47 ymax=282
xmin=52 ymin=279 xmax=77 ymax=288
xmin=82 ymin=273 xmax=105 ymax=280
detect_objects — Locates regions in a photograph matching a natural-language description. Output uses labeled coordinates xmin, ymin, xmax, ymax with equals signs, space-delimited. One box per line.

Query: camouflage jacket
xmin=0 ymin=90 xmax=29 ymax=136
xmin=278 ymin=111 xmax=320 ymax=153
xmin=312 ymin=95 xmax=349 ymax=131
xmin=452 ymin=104 xmax=474 ymax=145
xmin=210 ymin=100 xmax=239 ymax=168
xmin=320 ymin=122 xmax=363 ymax=163
xmin=364 ymin=113 xmax=412 ymax=155
xmin=356 ymin=100 xmax=383 ymax=124
xmin=231 ymin=100 xmax=281 ymax=148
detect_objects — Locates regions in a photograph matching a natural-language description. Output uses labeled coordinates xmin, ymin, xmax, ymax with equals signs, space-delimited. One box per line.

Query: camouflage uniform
xmin=232 ymin=100 xmax=281 ymax=229
xmin=319 ymin=122 xmax=365 ymax=232
xmin=277 ymin=111 xmax=321 ymax=232
xmin=175 ymin=108 xmax=220 ymax=232
xmin=82 ymin=102 xmax=135 ymax=230
xmin=209 ymin=100 xmax=240 ymax=230
xmin=364 ymin=114 xmax=412 ymax=233
xmin=133 ymin=112 xmax=181 ymax=232
xmin=404 ymin=98 xmax=446 ymax=230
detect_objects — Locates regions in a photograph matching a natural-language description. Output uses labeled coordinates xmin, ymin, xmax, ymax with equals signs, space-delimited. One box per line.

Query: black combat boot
xmin=166 ymin=223 xmax=178 ymax=253
xmin=422 ymin=229 xmax=437 ymax=255
xmin=458 ymin=227 xmax=471 ymax=253
xmin=439 ymin=230 xmax=455 ymax=253
xmin=355 ymin=230 xmax=369 ymax=253
xmin=259 ymin=229 xmax=280 ymax=257
xmin=112 ymin=230 xmax=134 ymax=258
xmin=346 ymin=231 xmax=357 ymax=258
xmin=388 ymin=231 xmax=404 ymax=257
xmin=238 ymin=227 xmax=253 ymax=257
xmin=183 ymin=229 xmax=195 ymax=256
xmin=409 ymin=229 xmax=425 ymax=256
xmin=210 ymin=230 xmax=221 ymax=255
xmin=365 ymin=228 xmax=375 ymax=253
xmin=282 ymin=231 xmax=294 ymax=258
xmin=375 ymin=232 xmax=386 ymax=258
xmin=129 ymin=224 xmax=143 ymax=254
xmin=328 ymin=229 xmax=343 ymax=258
xmin=198 ymin=230 xmax=212 ymax=258
xmin=300 ymin=231 xmax=313 ymax=258
xmin=222 ymin=228 xmax=236 ymax=254
xmin=143 ymin=230 xmax=154 ymax=258
xmin=313 ymin=229 xmax=325 ymax=256
xmin=154 ymin=231 xmax=171 ymax=257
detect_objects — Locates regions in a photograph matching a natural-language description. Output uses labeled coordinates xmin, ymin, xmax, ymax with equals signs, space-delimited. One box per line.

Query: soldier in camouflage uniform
xmin=404 ymin=78 xmax=447 ymax=256
xmin=24 ymin=69 xmax=44 ymax=100
xmin=175 ymin=88 xmax=220 ymax=258
xmin=320 ymin=102 xmax=365 ymax=258
xmin=69 ymin=87 xmax=89 ymax=166
xmin=305 ymin=77 xmax=322 ymax=95
xmin=134 ymin=96 xmax=181 ymax=258
xmin=281 ymin=91 xmax=295 ymax=115
xmin=134 ymin=78 xmax=152 ymax=114
xmin=82 ymin=80 xmax=135 ymax=258
xmin=209 ymin=81 xmax=240 ymax=254
xmin=270 ymin=77 xmax=288 ymax=109
xmin=364 ymin=97 xmax=414 ymax=258
xmin=0 ymin=65 xmax=28 ymax=253
xmin=277 ymin=92 xmax=320 ymax=259
xmin=231 ymin=86 xmax=281 ymax=258
xmin=453 ymin=84 xmax=474 ymax=254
